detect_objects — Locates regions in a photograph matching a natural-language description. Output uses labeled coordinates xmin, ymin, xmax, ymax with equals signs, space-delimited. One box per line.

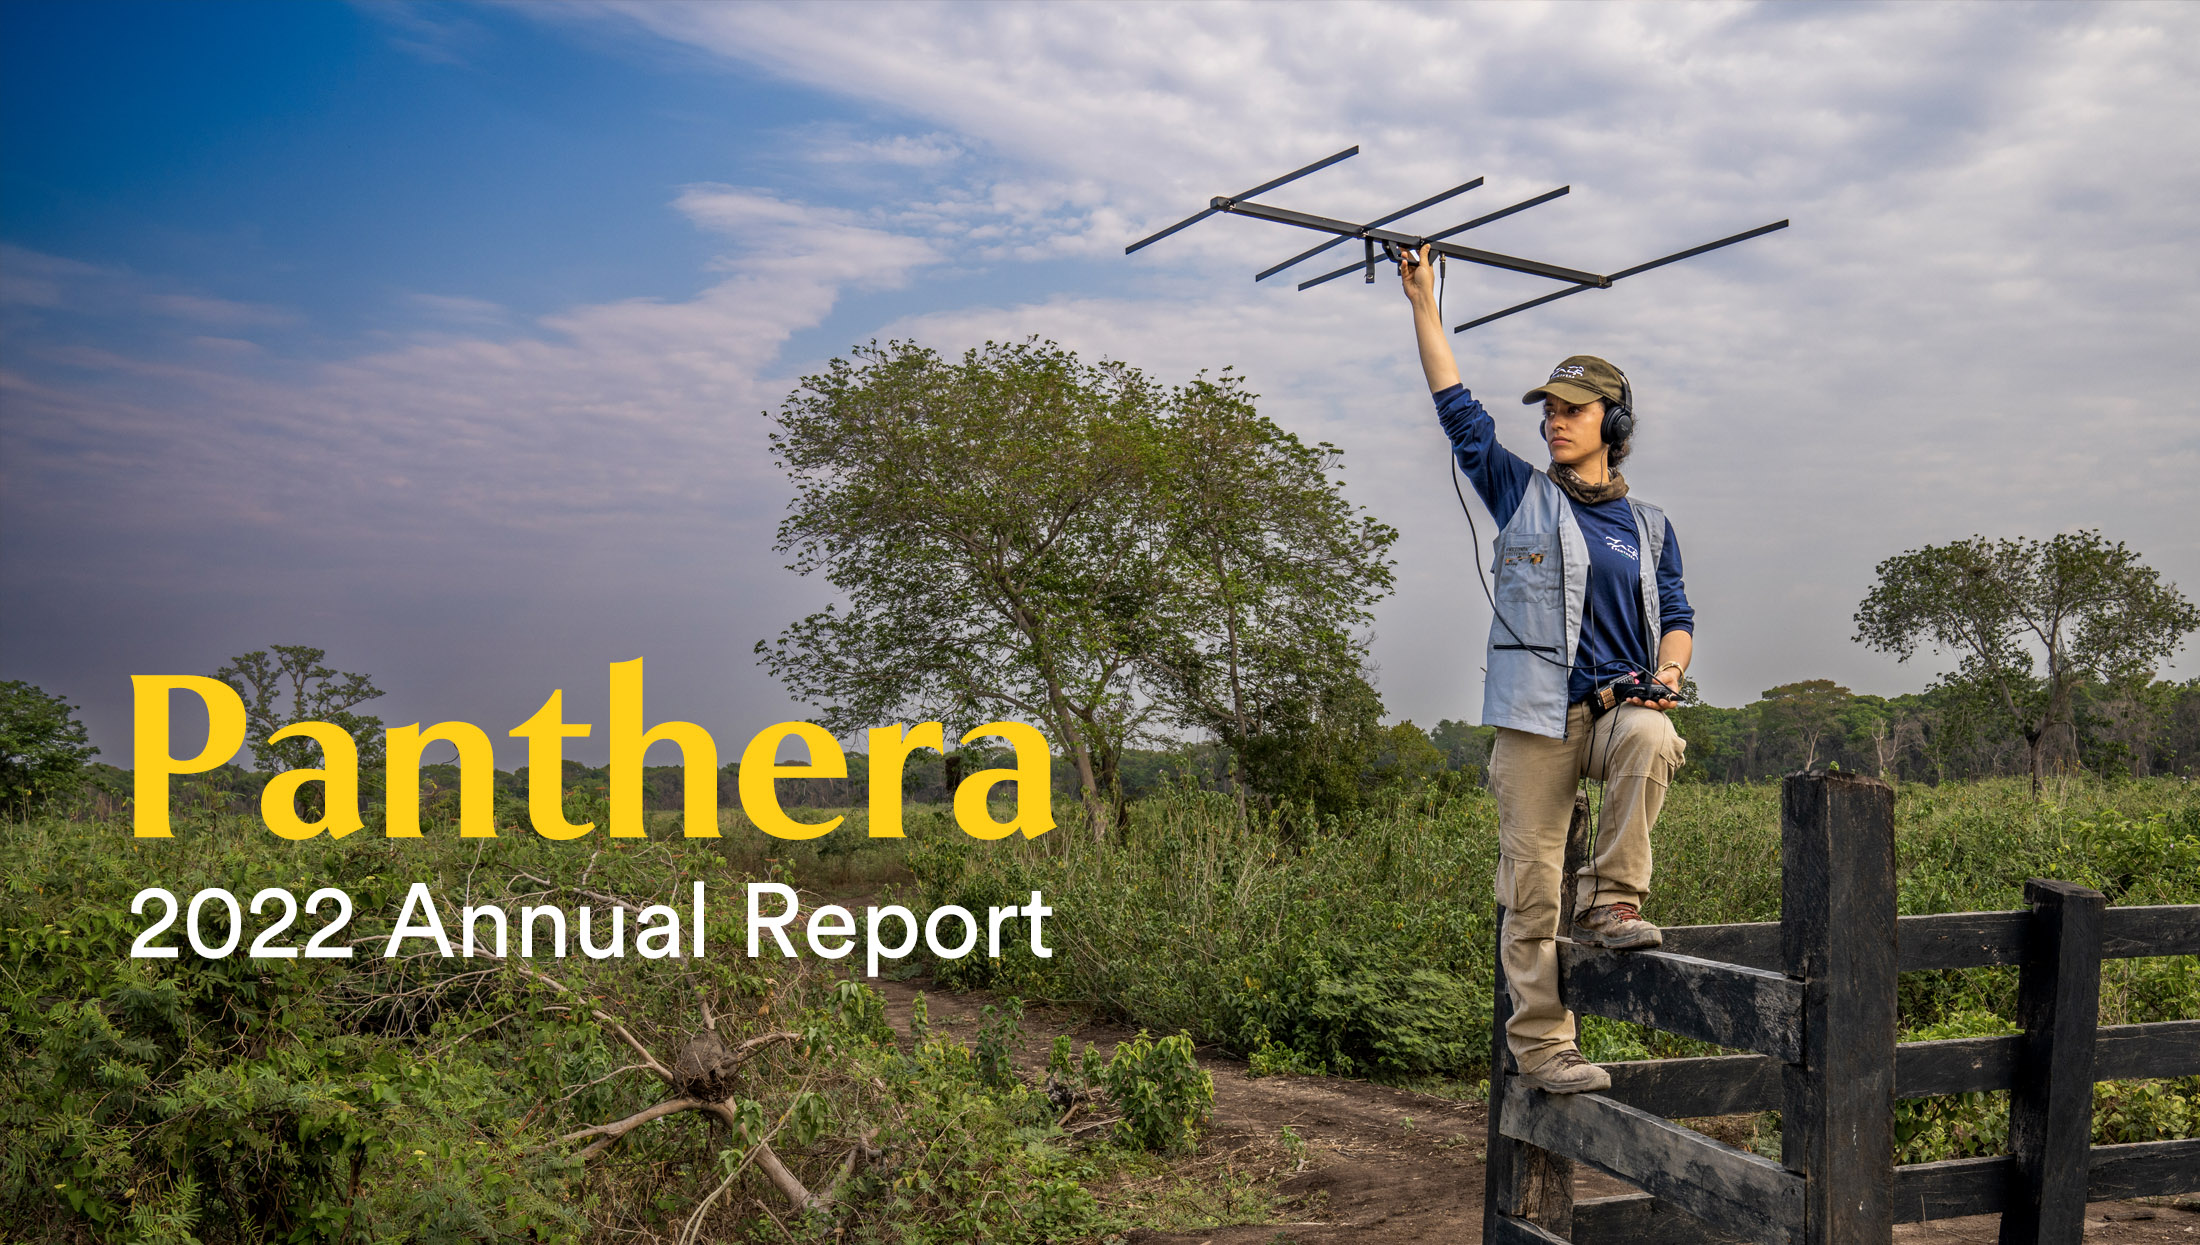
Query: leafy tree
xmin=1429 ymin=718 xmax=1495 ymax=773
xmin=1137 ymin=369 xmax=1397 ymax=812
xmin=1839 ymin=693 xmax=1899 ymax=781
xmin=1372 ymin=720 xmax=1450 ymax=786
xmin=759 ymin=339 xmax=1175 ymax=835
xmin=0 ymin=681 xmax=99 ymax=817
xmin=1758 ymin=679 xmax=1854 ymax=771
xmin=758 ymin=340 xmax=1398 ymax=835
xmin=214 ymin=645 xmax=387 ymax=773
xmin=1854 ymin=530 xmax=2200 ymax=795
xmin=2074 ymin=675 xmax=2180 ymax=779
xmin=1229 ymin=667 xmax=1387 ymax=821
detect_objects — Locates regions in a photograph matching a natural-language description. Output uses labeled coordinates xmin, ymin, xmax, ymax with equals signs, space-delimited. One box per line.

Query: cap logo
xmin=1551 ymin=364 xmax=1587 ymax=380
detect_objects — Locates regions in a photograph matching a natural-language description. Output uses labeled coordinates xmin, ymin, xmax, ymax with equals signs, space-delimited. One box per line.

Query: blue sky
xmin=5 ymin=1 xmax=2198 ymax=765
xmin=5 ymin=2 xmax=926 ymax=351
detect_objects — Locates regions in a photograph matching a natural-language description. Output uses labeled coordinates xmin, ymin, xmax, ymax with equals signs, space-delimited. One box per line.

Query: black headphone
xmin=1603 ymin=368 xmax=1634 ymax=447
xmin=1540 ymin=368 xmax=1635 ymax=448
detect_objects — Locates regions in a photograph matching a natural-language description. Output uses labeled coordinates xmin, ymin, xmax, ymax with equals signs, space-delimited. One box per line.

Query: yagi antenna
xmin=1124 ymin=147 xmax=1788 ymax=332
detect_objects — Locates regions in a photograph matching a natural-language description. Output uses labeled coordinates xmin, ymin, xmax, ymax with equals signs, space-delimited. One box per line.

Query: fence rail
xmin=1483 ymin=771 xmax=2200 ymax=1245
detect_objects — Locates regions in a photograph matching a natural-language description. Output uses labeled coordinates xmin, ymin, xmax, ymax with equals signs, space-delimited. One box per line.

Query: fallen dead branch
xmin=495 ymin=956 xmax=859 ymax=1221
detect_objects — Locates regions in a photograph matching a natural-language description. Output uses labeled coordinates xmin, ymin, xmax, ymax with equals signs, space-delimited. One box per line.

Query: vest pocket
xmin=1493 ymin=532 xmax=1563 ymax=648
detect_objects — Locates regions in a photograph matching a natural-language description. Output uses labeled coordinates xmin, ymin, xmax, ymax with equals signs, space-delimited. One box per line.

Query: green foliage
xmin=0 ymin=815 xmax=1240 ymax=1244
xmin=1228 ymin=670 xmax=1389 ymax=821
xmin=756 ymin=338 xmax=1397 ymax=835
xmin=1047 ymin=1034 xmax=1078 ymax=1084
xmin=973 ymin=996 xmax=1025 ymax=1091
xmin=1428 ymin=718 xmax=1495 ymax=774
xmin=1671 ymin=675 xmax=2200 ymax=784
xmin=853 ymin=1029 xmax=1102 ymax=1243
xmin=1576 ymin=1015 xmax=1656 ymax=1065
xmin=1097 ymin=1031 xmax=1213 ymax=1154
xmin=1237 ymin=953 xmax=1474 ymax=1080
xmin=757 ymin=337 xmax=1181 ymax=834
xmin=832 ymin=979 xmax=895 ymax=1046
xmin=909 ymin=781 xmax=1500 ymax=1078
xmin=8 ymin=773 xmax=2196 ymax=1236
xmin=2093 ymin=1076 xmax=2200 ymax=1145
xmin=1893 ymin=1010 xmax=2017 ymax=1162
xmin=1855 ymin=530 xmax=2200 ymax=791
xmin=1247 ymin=1040 xmax=1327 ymax=1079
xmin=1756 ymin=680 xmax=1853 ymax=771
xmin=215 ymin=646 xmax=387 ymax=773
xmin=910 ymin=774 xmax=2198 ymax=1163
xmin=908 ymin=991 xmax=929 ymax=1044
xmin=1137 ymin=369 xmax=1398 ymax=813
xmin=3 ymin=825 xmax=585 ymax=1241
xmin=0 ymin=680 xmax=100 ymax=817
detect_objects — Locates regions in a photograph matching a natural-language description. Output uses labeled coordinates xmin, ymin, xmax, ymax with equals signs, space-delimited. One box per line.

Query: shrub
xmin=1098 ymin=1031 xmax=1213 ymax=1154
xmin=0 ymin=680 xmax=99 ymax=817
xmin=974 ymin=996 xmax=1025 ymax=1091
xmin=0 ymin=818 xmax=1137 ymax=1243
xmin=1235 ymin=952 xmax=1476 ymax=1079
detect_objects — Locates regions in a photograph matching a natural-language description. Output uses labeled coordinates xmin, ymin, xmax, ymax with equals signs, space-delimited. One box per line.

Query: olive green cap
xmin=1522 ymin=355 xmax=1627 ymax=409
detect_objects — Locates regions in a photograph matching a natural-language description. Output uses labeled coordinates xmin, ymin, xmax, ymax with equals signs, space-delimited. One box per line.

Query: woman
xmin=1400 ymin=246 xmax=1693 ymax=1095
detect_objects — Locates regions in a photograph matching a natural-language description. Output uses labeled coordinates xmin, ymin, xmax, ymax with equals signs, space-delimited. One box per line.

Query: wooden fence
xmin=1484 ymin=770 xmax=2200 ymax=1245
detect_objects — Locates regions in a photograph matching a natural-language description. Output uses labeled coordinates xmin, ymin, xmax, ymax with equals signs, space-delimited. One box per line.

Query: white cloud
xmin=3 ymin=184 xmax=944 ymax=545
xmin=2 ymin=182 xmax=954 ymax=755
xmin=140 ymin=292 xmax=298 ymax=328
xmin=408 ymin=293 xmax=510 ymax=325
xmin=354 ymin=0 xmax=491 ymax=67
xmin=556 ymin=0 xmax=2200 ymax=710
xmin=806 ymin=132 xmax=963 ymax=168
xmin=0 ymin=244 xmax=301 ymax=329
xmin=11 ymin=2 xmax=2199 ymax=754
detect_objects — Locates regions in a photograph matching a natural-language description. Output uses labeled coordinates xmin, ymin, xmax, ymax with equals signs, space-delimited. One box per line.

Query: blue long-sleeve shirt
xmin=1434 ymin=384 xmax=1694 ymax=703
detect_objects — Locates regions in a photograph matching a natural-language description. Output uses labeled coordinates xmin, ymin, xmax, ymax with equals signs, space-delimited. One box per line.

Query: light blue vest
xmin=1482 ymin=473 xmax=1667 ymax=739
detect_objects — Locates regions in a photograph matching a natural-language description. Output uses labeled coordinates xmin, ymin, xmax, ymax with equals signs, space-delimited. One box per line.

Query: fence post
xmin=1780 ymin=771 xmax=1897 ymax=1244
xmin=2000 ymin=879 xmax=2106 ymax=1245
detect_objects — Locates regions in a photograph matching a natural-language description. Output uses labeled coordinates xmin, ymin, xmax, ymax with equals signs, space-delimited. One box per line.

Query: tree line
xmin=1672 ymin=675 xmax=2200 ymax=785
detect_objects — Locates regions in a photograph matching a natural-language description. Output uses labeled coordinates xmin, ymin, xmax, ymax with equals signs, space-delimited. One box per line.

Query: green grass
xmin=4 ymin=775 xmax=2195 ymax=1239
xmin=905 ymin=775 xmax=2200 ymax=1155
xmin=0 ymin=811 xmax=1233 ymax=1243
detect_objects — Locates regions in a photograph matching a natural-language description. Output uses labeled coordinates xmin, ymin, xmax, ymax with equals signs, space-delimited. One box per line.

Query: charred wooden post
xmin=1780 ymin=770 xmax=1898 ymax=1244
xmin=1999 ymin=879 xmax=2106 ymax=1245
xmin=1560 ymin=790 xmax=1591 ymax=932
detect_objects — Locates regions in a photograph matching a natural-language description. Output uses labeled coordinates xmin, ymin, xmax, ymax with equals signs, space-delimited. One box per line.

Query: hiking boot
xmin=1574 ymin=902 xmax=1664 ymax=950
xmin=1518 ymin=1049 xmax=1611 ymax=1095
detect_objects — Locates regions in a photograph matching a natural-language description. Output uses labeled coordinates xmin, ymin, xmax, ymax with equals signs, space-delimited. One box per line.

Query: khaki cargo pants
xmin=1488 ymin=702 xmax=1686 ymax=1075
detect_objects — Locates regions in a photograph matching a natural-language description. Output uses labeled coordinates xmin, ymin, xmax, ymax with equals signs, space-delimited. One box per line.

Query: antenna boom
xmin=1449 ymin=219 xmax=1790 ymax=333
xmin=1254 ymin=177 xmax=1484 ymax=282
xmin=1295 ymin=186 xmax=1571 ymax=291
xmin=1216 ymin=196 xmax=1607 ymax=287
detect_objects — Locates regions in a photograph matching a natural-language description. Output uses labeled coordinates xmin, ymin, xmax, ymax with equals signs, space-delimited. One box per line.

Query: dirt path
xmin=872 ymin=977 xmax=2200 ymax=1244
